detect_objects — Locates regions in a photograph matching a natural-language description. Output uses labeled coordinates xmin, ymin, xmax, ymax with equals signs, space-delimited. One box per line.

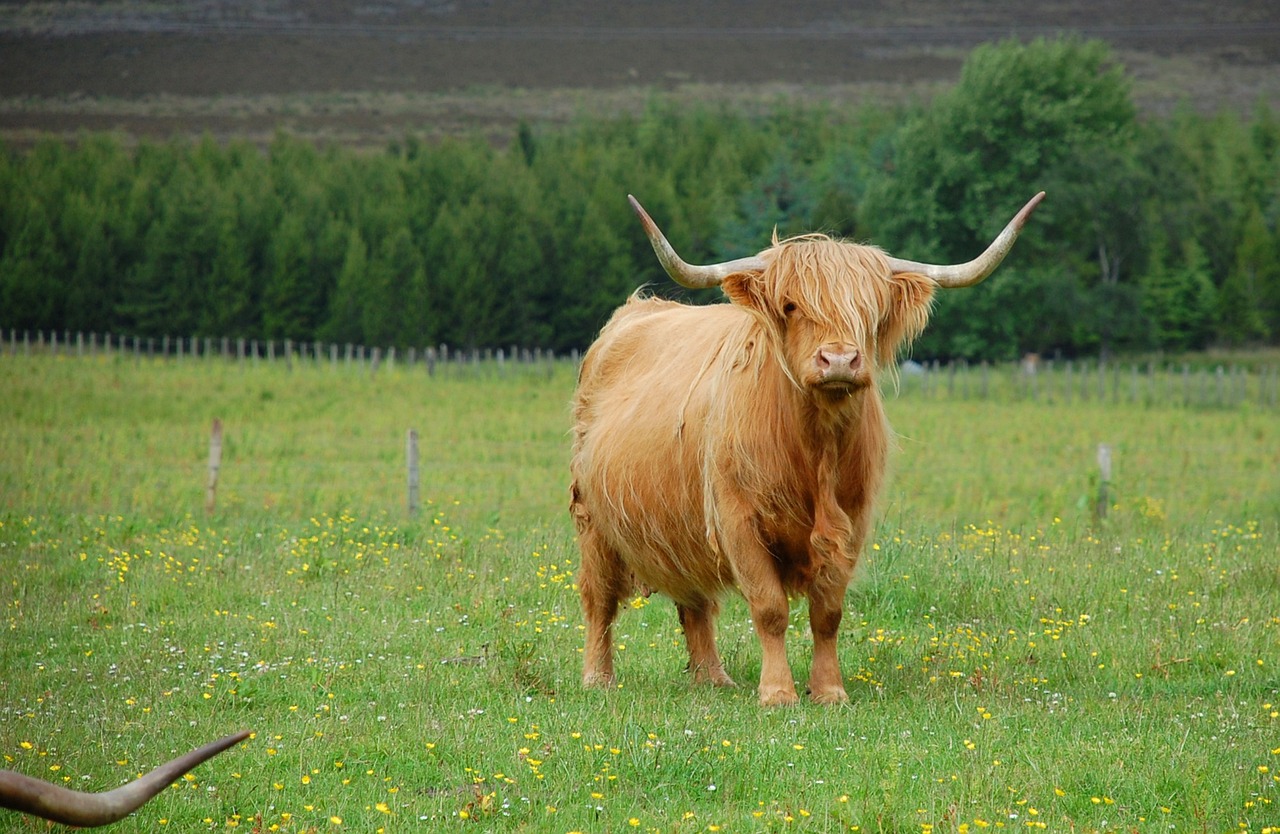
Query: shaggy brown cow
xmin=570 ymin=192 xmax=1043 ymax=706
xmin=0 ymin=730 xmax=250 ymax=827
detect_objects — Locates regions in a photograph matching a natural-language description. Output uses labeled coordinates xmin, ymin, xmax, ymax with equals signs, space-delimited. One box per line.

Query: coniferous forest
xmin=2 ymin=38 xmax=1278 ymax=360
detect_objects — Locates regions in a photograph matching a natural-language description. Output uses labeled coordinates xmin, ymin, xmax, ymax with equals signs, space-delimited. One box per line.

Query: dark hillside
xmin=2 ymin=0 xmax=1278 ymax=146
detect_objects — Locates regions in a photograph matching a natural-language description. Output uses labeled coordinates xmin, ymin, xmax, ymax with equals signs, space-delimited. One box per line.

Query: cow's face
xmin=625 ymin=193 xmax=1042 ymax=396
xmin=722 ymin=238 xmax=934 ymax=396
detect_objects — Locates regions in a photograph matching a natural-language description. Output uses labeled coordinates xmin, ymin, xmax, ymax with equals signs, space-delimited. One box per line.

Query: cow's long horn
xmin=886 ymin=192 xmax=1045 ymax=288
xmin=0 ymin=730 xmax=251 ymax=828
xmin=629 ymin=195 xmax=766 ymax=289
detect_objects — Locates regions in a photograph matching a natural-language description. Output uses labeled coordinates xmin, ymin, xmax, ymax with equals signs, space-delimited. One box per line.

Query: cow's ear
xmin=721 ymin=270 xmax=766 ymax=310
xmin=878 ymin=271 xmax=935 ymax=364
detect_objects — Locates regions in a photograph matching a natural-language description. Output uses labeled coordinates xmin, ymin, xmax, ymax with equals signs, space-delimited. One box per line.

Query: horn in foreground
xmin=628 ymin=191 xmax=1045 ymax=290
xmin=0 ymin=730 xmax=251 ymax=828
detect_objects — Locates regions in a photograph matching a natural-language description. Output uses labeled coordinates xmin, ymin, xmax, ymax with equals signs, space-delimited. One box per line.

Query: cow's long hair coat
xmin=570 ymin=233 xmax=935 ymax=705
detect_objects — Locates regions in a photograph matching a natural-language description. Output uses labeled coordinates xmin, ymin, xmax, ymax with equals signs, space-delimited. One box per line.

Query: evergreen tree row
xmin=2 ymin=37 xmax=1278 ymax=360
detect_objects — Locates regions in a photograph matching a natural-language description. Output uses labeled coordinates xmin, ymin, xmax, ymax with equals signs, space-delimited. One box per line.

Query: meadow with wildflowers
xmin=1 ymin=353 xmax=1277 ymax=833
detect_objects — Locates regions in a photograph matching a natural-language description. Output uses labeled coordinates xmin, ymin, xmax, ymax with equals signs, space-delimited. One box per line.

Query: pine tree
xmin=1217 ymin=206 xmax=1274 ymax=344
xmin=1142 ymin=236 xmax=1218 ymax=351
xmin=320 ymin=227 xmax=369 ymax=346
xmin=0 ymin=202 xmax=64 ymax=330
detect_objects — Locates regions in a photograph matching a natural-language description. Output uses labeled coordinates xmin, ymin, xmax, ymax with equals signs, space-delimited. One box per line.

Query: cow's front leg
xmin=805 ymin=493 xmax=859 ymax=704
xmin=747 ymin=584 xmax=799 ymax=706
xmin=806 ymin=572 xmax=851 ymax=704
xmin=706 ymin=483 xmax=800 ymax=706
xmin=719 ymin=510 xmax=797 ymax=705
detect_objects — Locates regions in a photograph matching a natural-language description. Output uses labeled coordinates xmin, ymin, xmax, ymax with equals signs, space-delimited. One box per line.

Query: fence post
xmin=406 ymin=429 xmax=420 ymax=516
xmin=206 ymin=418 xmax=223 ymax=516
xmin=1094 ymin=443 xmax=1112 ymax=524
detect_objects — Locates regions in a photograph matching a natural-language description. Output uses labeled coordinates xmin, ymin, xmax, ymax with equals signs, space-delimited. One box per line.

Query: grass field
xmin=1 ymin=353 xmax=1277 ymax=833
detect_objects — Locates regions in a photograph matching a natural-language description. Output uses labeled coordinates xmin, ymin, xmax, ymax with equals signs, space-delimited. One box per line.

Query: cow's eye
xmin=782 ymin=302 xmax=797 ymax=316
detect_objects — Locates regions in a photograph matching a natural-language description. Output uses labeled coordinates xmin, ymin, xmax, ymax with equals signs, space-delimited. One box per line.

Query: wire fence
xmin=3 ymin=328 xmax=577 ymax=378
xmin=6 ymin=328 xmax=1279 ymax=409
xmin=894 ymin=357 xmax=1280 ymax=410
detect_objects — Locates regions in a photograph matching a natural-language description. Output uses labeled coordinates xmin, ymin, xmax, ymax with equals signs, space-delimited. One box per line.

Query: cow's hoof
xmin=693 ymin=665 xmax=737 ymax=688
xmin=583 ymin=671 xmax=616 ymax=689
xmin=807 ymin=685 xmax=850 ymax=705
xmin=758 ymin=686 xmax=800 ymax=707
xmin=711 ymin=672 xmax=738 ymax=689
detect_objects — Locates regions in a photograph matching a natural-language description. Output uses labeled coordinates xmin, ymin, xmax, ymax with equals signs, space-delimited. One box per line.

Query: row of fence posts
xmin=204 ymin=420 xmax=423 ymax=516
xmin=204 ymin=420 xmax=1126 ymax=527
xmin=3 ymin=328 xmax=576 ymax=375
xmin=6 ymin=328 xmax=1279 ymax=409
xmin=904 ymin=358 xmax=1280 ymax=409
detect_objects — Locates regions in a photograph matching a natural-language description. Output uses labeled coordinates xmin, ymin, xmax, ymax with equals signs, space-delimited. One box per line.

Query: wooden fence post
xmin=206 ymin=418 xmax=223 ymax=516
xmin=406 ymin=428 xmax=420 ymax=516
xmin=1094 ymin=443 xmax=1112 ymax=524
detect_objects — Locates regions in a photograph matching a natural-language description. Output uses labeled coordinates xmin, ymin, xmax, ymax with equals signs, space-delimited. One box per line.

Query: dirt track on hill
xmin=2 ymin=0 xmax=1279 ymax=147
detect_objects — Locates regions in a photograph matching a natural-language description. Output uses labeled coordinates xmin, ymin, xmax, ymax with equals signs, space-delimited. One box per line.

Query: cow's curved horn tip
xmin=1020 ymin=191 xmax=1047 ymax=222
xmin=626 ymin=194 xmax=647 ymax=217
xmin=626 ymin=195 xmax=659 ymax=232
xmin=206 ymin=729 xmax=253 ymax=751
xmin=207 ymin=729 xmax=253 ymax=753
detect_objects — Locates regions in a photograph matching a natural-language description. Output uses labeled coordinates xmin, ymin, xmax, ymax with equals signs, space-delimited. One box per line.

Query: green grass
xmin=1 ymin=354 xmax=1277 ymax=833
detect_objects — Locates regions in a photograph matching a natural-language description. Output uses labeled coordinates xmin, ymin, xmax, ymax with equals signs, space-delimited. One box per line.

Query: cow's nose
xmin=816 ymin=347 xmax=861 ymax=381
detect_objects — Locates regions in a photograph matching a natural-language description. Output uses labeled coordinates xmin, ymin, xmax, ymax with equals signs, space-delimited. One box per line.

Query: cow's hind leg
xmin=573 ymin=488 xmax=627 ymax=688
xmin=677 ymin=599 xmax=735 ymax=687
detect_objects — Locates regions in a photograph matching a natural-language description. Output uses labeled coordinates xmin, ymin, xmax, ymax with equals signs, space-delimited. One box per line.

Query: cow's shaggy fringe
xmin=726 ymin=235 xmax=935 ymax=392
